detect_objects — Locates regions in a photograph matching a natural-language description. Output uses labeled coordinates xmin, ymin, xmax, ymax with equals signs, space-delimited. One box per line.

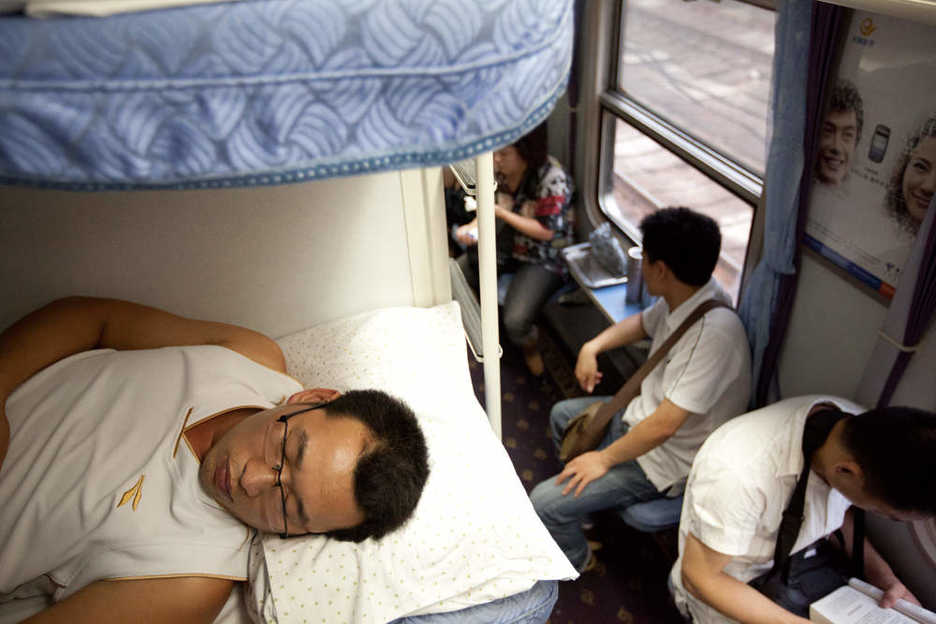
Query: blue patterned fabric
xmin=0 ymin=0 xmax=573 ymax=190
xmin=390 ymin=581 xmax=558 ymax=624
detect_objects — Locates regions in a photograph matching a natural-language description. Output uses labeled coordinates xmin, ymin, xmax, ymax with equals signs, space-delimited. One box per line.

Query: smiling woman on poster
xmin=886 ymin=115 xmax=936 ymax=234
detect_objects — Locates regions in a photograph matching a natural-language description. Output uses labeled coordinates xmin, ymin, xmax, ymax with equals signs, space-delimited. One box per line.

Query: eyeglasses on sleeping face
xmin=273 ymin=399 xmax=335 ymax=539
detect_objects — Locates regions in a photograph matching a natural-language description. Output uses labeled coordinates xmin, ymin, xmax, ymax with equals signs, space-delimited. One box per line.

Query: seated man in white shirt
xmin=672 ymin=396 xmax=934 ymax=624
xmin=529 ymin=206 xmax=752 ymax=572
xmin=0 ymin=296 xmax=429 ymax=624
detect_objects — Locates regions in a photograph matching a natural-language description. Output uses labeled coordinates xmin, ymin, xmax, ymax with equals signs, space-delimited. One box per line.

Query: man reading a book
xmin=529 ymin=207 xmax=752 ymax=572
xmin=672 ymin=396 xmax=935 ymax=624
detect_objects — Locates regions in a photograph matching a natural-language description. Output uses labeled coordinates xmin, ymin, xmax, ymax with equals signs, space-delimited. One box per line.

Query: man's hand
xmin=572 ymin=314 xmax=647 ymax=393
xmin=574 ymin=343 xmax=603 ymax=393
xmin=555 ymin=450 xmax=612 ymax=497
xmin=878 ymin=579 xmax=921 ymax=609
xmin=841 ymin=507 xmax=922 ymax=609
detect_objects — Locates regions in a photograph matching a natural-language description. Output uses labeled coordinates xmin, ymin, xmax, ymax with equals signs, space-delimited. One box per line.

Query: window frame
xmin=591 ymin=0 xmax=776 ymax=293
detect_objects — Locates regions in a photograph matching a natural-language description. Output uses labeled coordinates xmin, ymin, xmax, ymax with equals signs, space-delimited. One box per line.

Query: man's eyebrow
xmin=295 ymin=428 xmax=309 ymax=470
xmin=293 ymin=429 xmax=309 ymax=526
xmin=287 ymin=426 xmax=312 ymax=528
xmin=296 ymin=492 xmax=310 ymax=528
xmin=291 ymin=430 xmax=312 ymax=527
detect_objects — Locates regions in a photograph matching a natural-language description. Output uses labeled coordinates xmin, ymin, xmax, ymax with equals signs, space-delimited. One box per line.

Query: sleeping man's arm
xmin=0 ymin=296 xmax=286 ymax=471
xmin=22 ymin=577 xmax=234 ymax=624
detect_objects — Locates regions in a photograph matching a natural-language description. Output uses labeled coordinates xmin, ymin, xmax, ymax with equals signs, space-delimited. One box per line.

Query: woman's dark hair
xmin=319 ymin=390 xmax=430 ymax=542
xmin=885 ymin=114 xmax=936 ymax=235
xmin=512 ymin=122 xmax=549 ymax=173
xmin=842 ymin=406 xmax=936 ymax=516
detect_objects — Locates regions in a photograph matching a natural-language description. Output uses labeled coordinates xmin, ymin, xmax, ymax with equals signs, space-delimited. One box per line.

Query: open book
xmin=810 ymin=578 xmax=936 ymax=624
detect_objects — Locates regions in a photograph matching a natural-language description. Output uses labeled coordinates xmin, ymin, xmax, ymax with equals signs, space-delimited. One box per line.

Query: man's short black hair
xmin=829 ymin=79 xmax=864 ymax=144
xmin=842 ymin=406 xmax=936 ymax=516
xmin=639 ymin=206 xmax=721 ymax=287
xmin=320 ymin=390 xmax=429 ymax=542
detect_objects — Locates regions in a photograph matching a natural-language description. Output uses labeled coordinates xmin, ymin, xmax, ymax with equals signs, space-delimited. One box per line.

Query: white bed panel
xmin=0 ymin=170 xmax=450 ymax=337
xmin=400 ymin=167 xmax=452 ymax=308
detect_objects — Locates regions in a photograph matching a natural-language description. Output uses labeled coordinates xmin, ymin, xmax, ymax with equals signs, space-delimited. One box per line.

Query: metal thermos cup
xmin=625 ymin=246 xmax=643 ymax=304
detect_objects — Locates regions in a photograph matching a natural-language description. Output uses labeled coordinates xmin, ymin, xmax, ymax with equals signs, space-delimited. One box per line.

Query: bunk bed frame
xmin=0 ymin=1 xmax=576 ymax=622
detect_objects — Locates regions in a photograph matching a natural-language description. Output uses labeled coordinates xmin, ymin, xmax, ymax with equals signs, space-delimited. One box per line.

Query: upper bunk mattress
xmin=0 ymin=0 xmax=573 ymax=190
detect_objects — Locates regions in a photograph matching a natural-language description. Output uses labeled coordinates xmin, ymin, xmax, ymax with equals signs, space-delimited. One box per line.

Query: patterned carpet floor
xmin=466 ymin=333 xmax=685 ymax=624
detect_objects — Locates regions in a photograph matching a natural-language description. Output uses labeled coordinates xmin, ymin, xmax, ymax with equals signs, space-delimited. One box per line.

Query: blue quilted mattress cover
xmin=0 ymin=0 xmax=573 ymax=190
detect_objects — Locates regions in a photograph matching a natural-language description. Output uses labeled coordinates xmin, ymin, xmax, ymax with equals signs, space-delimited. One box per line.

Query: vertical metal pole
xmin=474 ymin=152 xmax=502 ymax=439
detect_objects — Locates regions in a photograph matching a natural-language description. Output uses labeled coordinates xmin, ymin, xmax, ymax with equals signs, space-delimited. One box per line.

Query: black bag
xmin=748 ymin=408 xmax=865 ymax=617
xmin=748 ymin=534 xmax=857 ymax=616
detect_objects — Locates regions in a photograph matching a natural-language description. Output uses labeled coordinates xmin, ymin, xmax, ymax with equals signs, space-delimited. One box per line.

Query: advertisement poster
xmin=804 ymin=10 xmax=936 ymax=299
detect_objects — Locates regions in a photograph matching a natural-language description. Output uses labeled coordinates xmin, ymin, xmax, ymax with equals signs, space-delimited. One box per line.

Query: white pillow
xmin=252 ymin=303 xmax=575 ymax=624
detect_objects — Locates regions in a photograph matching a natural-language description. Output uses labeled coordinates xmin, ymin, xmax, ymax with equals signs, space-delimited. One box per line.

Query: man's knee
xmin=530 ymin=478 xmax=565 ymax=521
xmin=549 ymin=399 xmax=587 ymax=435
xmin=550 ymin=399 xmax=572 ymax=426
xmin=549 ymin=402 xmax=571 ymax=443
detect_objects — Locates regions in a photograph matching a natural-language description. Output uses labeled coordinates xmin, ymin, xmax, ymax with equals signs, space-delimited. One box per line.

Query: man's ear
xmin=833 ymin=460 xmax=865 ymax=489
xmin=647 ymin=258 xmax=670 ymax=284
xmin=286 ymin=388 xmax=341 ymax=405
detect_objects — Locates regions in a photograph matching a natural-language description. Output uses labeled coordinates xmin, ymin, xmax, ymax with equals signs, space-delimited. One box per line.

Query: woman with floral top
xmin=455 ymin=124 xmax=575 ymax=376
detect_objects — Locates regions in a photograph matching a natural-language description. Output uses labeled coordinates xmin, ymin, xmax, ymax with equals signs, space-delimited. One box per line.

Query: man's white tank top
xmin=0 ymin=346 xmax=302 ymax=602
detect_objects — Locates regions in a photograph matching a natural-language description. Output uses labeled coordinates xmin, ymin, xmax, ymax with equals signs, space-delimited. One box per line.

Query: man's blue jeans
xmin=530 ymin=397 xmax=661 ymax=571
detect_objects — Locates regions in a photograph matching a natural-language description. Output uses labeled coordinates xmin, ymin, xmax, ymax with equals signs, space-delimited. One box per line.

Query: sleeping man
xmin=0 ymin=296 xmax=430 ymax=623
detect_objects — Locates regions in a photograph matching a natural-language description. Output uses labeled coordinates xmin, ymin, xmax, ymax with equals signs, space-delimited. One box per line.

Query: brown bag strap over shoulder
xmin=588 ymin=298 xmax=732 ymax=432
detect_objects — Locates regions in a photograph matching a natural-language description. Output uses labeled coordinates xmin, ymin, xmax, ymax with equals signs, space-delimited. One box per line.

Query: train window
xmin=602 ymin=116 xmax=755 ymax=297
xmin=597 ymin=0 xmax=776 ymax=301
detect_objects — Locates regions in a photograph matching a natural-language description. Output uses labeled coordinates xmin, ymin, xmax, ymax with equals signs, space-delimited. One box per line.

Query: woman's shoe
xmin=522 ymin=344 xmax=545 ymax=376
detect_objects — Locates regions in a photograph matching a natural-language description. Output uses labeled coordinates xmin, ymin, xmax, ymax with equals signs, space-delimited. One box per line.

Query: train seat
xmin=616 ymin=496 xmax=683 ymax=533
